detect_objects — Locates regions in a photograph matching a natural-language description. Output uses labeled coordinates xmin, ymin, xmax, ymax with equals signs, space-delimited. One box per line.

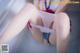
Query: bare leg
xmin=49 ymin=18 xmax=57 ymax=46
xmin=49 ymin=13 xmax=70 ymax=53
xmin=30 ymin=17 xmax=44 ymax=43
xmin=55 ymin=13 xmax=70 ymax=53
xmin=0 ymin=3 xmax=39 ymax=44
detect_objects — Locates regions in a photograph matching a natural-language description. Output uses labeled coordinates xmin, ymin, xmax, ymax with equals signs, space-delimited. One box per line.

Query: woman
xmin=27 ymin=0 xmax=70 ymax=53
xmin=0 ymin=0 xmax=70 ymax=53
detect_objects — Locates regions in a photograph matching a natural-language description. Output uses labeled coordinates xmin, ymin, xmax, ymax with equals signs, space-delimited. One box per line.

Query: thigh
xmin=49 ymin=18 xmax=57 ymax=46
xmin=53 ymin=13 xmax=70 ymax=53
xmin=30 ymin=16 xmax=44 ymax=43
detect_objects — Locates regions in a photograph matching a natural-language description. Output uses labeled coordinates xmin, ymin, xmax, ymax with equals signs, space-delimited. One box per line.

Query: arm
xmin=56 ymin=13 xmax=70 ymax=53
xmin=0 ymin=3 xmax=39 ymax=44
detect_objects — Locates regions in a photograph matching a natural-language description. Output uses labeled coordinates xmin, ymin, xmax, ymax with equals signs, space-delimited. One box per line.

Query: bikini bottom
xmin=42 ymin=32 xmax=51 ymax=44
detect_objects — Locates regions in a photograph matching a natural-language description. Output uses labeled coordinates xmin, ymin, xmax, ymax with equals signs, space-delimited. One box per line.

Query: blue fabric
xmin=42 ymin=32 xmax=51 ymax=41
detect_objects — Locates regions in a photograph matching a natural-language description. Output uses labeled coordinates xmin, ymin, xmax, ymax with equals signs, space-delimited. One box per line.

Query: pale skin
xmin=31 ymin=0 xmax=70 ymax=53
xmin=30 ymin=12 xmax=70 ymax=53
xmin=0 ymin=3 xmax=39 ymax=44
xmin=0 ymin=1 xmax=70 ymax=53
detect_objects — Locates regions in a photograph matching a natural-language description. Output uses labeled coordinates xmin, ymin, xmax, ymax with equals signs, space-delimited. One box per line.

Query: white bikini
xmin=30 ymin=10 xmax=58 ymax=44
xmin=31 ymin=11 xmax=56 ymax=33
xmin=29 ymin=0 xmax=63 ymax=44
